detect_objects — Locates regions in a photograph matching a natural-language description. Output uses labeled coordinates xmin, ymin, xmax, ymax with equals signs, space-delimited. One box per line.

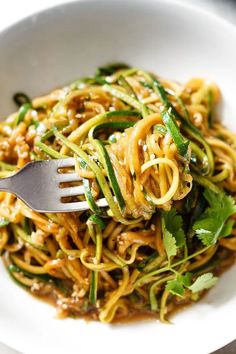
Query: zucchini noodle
xmin=0 ymin=65 xmax=236 ymax=323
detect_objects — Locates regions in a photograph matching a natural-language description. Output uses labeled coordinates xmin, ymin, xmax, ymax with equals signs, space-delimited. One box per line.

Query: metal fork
xmin=0 ymin=158 xmax=108 ymax=212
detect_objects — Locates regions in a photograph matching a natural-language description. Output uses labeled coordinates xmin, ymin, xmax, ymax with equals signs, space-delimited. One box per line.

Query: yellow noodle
xmin=141 ymin=158 xmax=179 ymax=205
xmin=99 ymin=267 xmax=129 ymax=322
xmin=11 ymin=255 xmax=47 ymax=274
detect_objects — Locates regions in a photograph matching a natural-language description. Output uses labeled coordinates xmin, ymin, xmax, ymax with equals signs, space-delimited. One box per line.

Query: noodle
xmin=0 ymin=65 xmax=236 ymax=323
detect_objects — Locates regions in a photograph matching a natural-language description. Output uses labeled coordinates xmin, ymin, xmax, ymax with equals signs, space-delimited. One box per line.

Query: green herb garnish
xmin=193 ymin=189 xmax=236 ymax=246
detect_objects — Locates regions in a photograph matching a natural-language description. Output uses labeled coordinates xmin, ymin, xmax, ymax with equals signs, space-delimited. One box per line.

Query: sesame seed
xmin=138 ymin=139 xmax=143 ymax=146
xmin=106 ymin=76 xmax=113 ymax=83
xmin=160 ymin=105 xmax=165 ymax=112
xmin=51 ymin=260 xmax=59 ymax=266
xmin=68 ymin=256 xmax=75 ymax=261
xmin=78 ymin=83 xmax=86 ymax=89
xmin=31 ymin=110 xmax=37 ymax=118
xmin=78 ymin=289 xmax=86 ymax=298
xmin=31 ymin=282 xmax=41 ymax=291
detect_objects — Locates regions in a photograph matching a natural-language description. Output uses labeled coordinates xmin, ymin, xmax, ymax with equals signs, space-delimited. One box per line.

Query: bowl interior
xmin=0 ymin=1 xmax=236 ymax=354
xmin=1 ymin=0 xmax=236 ymax=124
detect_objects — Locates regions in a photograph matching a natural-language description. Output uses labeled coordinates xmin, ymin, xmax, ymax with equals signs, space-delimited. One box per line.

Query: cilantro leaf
xmin=162 ymin=218 xmax=177 ymax=260
xmin=180 ymin=272 xmax=192 ymax=288
xmin=166 ymin=273 xmax=192 ymax=297
xmin=163 ymin=209 xmax=186 ymax=247
xmin=193 ymin=189 xmax=236 ymax=246
xmin=220 ymin=219 xmax=235 ymax=238
xmin=166 ymin=279 xmax=184 ymax=297
xmin=166 ymin=272 xmax=217 ymax=297
xmin=188 ymin=273 xmax=218 ymax=293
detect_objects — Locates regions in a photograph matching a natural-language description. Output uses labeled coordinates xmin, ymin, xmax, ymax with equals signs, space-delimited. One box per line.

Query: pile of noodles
xmin=0 ymin=65 xmax=235 ymax=323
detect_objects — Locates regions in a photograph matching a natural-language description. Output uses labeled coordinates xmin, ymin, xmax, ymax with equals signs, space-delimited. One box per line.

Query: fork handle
xmin=0 ymin=175 xmax=16 ymax=194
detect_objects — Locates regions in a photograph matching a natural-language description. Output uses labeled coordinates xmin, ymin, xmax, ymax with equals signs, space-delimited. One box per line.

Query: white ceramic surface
xmin=0 ymin=1 xmax=236 ymax=353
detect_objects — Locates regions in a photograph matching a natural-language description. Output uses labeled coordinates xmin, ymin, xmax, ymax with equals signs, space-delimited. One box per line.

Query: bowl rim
xmin=0 ymin=0 xmax=236 ymax=39
xmin=0 ymin=1 xmax=236 ymax=354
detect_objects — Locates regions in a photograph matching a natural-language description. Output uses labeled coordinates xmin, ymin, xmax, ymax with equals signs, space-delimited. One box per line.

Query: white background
xmin=0 ymin=0 xmax=236 ymax=353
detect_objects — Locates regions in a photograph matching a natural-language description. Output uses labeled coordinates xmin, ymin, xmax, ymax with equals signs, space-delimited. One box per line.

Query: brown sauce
xmin=4 ymin=247 xmax=236 ymax=324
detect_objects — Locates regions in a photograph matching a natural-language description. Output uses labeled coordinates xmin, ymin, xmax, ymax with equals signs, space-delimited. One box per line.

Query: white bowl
xmin=0 ymin=1 xmax=236 ymax=353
